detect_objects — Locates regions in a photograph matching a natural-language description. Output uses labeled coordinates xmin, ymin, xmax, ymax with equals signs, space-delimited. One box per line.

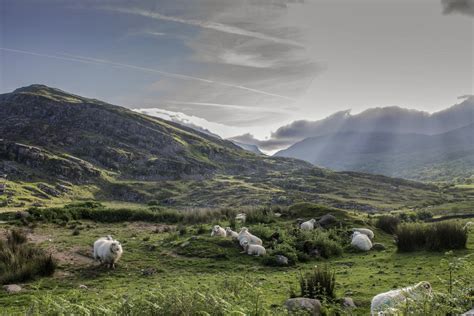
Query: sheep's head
xmin=225 ymin=227 xmax=232 ymax=233
xmin=110 ymin=241 xmax=122 ymax=254
xmin=106 ymin=235 xmax=113 ymax=240
xmin=212 ymin=225 xmax=221 ymax=231
xmin=241 ymin=240 xmax=249 ymax=250
xmin=310 ymin=219 xmax=316 ymax=224
xmin=416 ymin=281 xmax=432 ymax=294
xmin=240 ymin=227 xmax=249 ymax=233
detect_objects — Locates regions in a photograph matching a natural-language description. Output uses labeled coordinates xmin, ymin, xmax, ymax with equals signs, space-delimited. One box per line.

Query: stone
xmin=462 ymin=308 xmax=474 ymax=315
xmin=285 ymin=298 xmax=322 ymax=315
xmin=341 ymin=297 xmax=356 ymax=308
xmin=372 ymin=243 xmax=386 ymax=251
xmin=3 ymin=284 xmax=22 ymax=293
xmin=318 ymin=214 xmax=337 ymax=227
xmin=275 ymin=255 xmax=289 ymax=266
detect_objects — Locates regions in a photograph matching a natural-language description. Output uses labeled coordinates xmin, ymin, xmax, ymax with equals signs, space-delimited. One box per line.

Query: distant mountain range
xmin=0 ymin=85 xmax=443 ymax=210
xmin=275 ymin=98 xmax=474 ymax=182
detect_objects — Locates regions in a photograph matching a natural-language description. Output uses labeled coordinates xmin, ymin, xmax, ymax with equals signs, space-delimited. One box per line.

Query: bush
xmin=417 ymin=210 xmax=433 ymax=221
xmin=396 ymin=222 xmax=467 ymax=252
xmin=0 ymin=230 xmax=56 ymax=284
xmin=295 ymin=265 xmax=336 ymax=301
xmin=294 ymin=229 xmax=342 ymax=259
xmin=376 ymin=215 xmax=400 ymax=234
xmin=264 ymin=242 xmax=298 ymax=266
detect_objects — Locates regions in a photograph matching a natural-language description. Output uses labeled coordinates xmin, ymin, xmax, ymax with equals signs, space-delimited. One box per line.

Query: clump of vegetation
xmin=293 ymin=265 xmax=336 ymax=301
xmin=376 ymin=215 xmax=400 ymax=234
xmin=396 ymin=222 xmax=467 ymax=252
xmin=294 ymin=229 xmax=343 ymax=259
xmin=0 ymin=229 xmax=56 ymax=284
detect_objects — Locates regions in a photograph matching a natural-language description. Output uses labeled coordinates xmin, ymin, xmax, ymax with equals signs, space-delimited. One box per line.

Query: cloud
xmin=442 ymin=0 xmax=474 ymax=16
xmin=105 ymin=6 xmax=303 ymax=47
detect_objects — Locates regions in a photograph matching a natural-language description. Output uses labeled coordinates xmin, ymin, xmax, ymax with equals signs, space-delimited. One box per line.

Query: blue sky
xmin=1 ymin=0 xmax=473 ymax=149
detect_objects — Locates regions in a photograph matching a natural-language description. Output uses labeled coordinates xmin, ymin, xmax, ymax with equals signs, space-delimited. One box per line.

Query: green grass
xmin=0 ymin=205 xmax=472 ymax=315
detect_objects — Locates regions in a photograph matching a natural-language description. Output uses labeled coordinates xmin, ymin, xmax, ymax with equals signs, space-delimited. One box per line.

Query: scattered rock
xmin=461 ymin=308 xmax=474 ymax=315
xmin=3 ymin=284 xmax=22 ymax=293
xmin=318 ymin=214 xmax=337 ymax=227
xmin=285 ymin=298 xmax=322 ymax=315
xmin=372 ymin=243 xmax=386 ymax=251
xmin=78 ymin=284 xmax=88 ymax=290
xmin=341 ymin=297 xmax=356 ymax=308
xmin=275 ymin=255 xmax=289 ymax=266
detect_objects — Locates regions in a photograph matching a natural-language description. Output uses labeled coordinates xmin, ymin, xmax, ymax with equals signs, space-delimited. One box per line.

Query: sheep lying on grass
xmin=241 ymin=240 xmax=266 ymax=256
xmin=93 ymin=236 xmax=123 ymax=269
xmin=238 ymin=227 xmax=262 ymax=246
xmin=351 ymin=231 xmax=372 ymax=251
xmin=225 ymin=227 xmax=239 ymax=239
xmin=463 ymin=221 xmax=473 ymax=231
xmin=352 ymin=228 xmax=374 ymax=240
xmin=371 ymin=281 xmax=432 ymax=315
xmin=300 ymin=219 xmax=317 ymax=230
xmin=211 ymin=225 xmax=226 ymax=237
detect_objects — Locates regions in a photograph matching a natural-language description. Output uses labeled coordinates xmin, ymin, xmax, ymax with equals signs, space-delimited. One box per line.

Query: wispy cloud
xmin=104 ymin=6 xmax=304 ymax=47
xmin=164 ymin=100 xmax=294 ymax=114
xmin=442 ymin=0 xmax=474 ymax=16
xmin=0 ymin=47 xmax=295 ymax=101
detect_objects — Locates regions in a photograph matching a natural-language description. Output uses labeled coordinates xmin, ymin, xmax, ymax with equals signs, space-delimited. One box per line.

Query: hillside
xmin=0 ymin=85 xmax=454 ymax=210
xmin=275 ymin=124 xmax=474 ymax=182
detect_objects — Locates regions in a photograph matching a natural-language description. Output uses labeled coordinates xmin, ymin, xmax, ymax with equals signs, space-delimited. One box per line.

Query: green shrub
xmin=248 ymin=224 xmax=275 ymax=241
xmin=245 ymin=207 xmax=275 ymax=224
xmin=417 ymin=210 xmax=433 ymax=221
xmin=264 ymin=242 xmax=298 ymax=266
xmin=0 ymin=230 xmax=56 ymax=284
xmin=396 ymin=222 xmax=467 ymax=252
xmin=294 ymin=230 xmax=342 ymax=259
xmin=376 ymin=215 xmax=400 ymax=234
xmin=296 ymin=265 xmax=336 ymax=301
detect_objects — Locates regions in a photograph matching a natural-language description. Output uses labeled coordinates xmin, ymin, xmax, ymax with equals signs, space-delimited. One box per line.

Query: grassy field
xmin=0 ymin=204 xmax=473 ymax=315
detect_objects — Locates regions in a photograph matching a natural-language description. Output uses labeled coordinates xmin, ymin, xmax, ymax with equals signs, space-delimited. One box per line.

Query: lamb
xmin=300 ymin=219 xmax=317 ymax=230
xmin=237 ymin=227 xmax=262 ymax=246
xmin=93 ymin=236 xmax=123 ymax=269
xmin=210 ymin=225 xmax=226 ymax=237
xmin=352 ymin=228 xmax=375 ymax=240
xmin=351 ymin=231 xmax=372 ymax=251
xmin=241 ymin=240 xmax=266 ymax=256
xmin=225 ymin=227 xmax=239 ymax=239
xmin=371 ymin=281 xmax=432 ymax=315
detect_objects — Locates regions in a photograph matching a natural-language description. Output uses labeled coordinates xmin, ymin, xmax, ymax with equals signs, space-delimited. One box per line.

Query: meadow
xmin=0 ymin=202 xmax=472 ymax=315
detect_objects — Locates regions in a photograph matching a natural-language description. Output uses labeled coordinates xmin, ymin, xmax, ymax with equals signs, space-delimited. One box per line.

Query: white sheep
xmin=225 ymin=227 xmax=239 ymax=239
xmin=352 ymin=228 xmax=375 ymax=240
xmin=93 ymin=237 xmax=123 ymax=269
xmin=351 ymin=231 xmax=372 ymax=251
xmin=211 ymin=225 xmax=226 ymax=237
xmin=300 ymin=219 xmax=317 ymax=230
xmin=241 ymin=240 xmax=266 ymax=256
xmin=371 ymin=281 xmax=432 ymax=315
xmin=235 ymin=213 xmax=246 ymax=223
xmin=463 ymin=221 xmax=473 ymax=231
xmin=238 ymin=227 xmax=262 ymax=246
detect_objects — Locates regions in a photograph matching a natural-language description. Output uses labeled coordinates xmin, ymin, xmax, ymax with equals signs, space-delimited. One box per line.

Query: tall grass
xmin=0 ymin=229 xmax=56 ymax=284
xmin=24 ymin=277 xmax=282 ymax=315
xmin=376 ymin=215 xmax=400 ymax=234
xmin=396 ymin=222 xmax=467 ymax=252
xmin=294 ymin=265 xmax=336 ymax=301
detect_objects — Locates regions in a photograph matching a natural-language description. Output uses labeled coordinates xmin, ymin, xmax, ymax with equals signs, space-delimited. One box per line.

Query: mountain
xmin=275 ymin=124 xmax=474 ymax=182
xmin=229 ymin=140 xmax=264 ymax=155
xmin=0 ymin=85 xmax=448 ymax=210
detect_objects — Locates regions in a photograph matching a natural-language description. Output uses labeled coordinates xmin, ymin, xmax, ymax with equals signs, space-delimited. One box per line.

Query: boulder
xmin=3 ymin=284 xmax=22 ymax=293
xmin=341 ymin=297 xmax=356 ymax=308
xmin=285 ymin=298 xmax=322 ymax=315
xmin=275 ymin=255 xmax=289 ymax=266
xmin=318 ymin=214 xmax=337 ymax=227
xmin=461 ymin=308 xmax=474 ymax=315
xmin=372 ymin=243 xmax=386 ymax=251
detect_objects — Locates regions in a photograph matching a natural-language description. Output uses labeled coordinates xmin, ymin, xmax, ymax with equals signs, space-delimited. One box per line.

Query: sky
xmin=1 ymin=0 xmax=473 ymax=152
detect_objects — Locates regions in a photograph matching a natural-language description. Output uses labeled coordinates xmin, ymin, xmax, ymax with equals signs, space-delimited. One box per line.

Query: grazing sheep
xmin=93 ymin=237 xmax=123 ymax=269
xmin=225 ymin=227 xmax=239 ymax=239
xmin=242 ymin=240 xmax=266 ymax=256
xmin=210 ymin=225 xmax=226 ymax=237
xmin=238 ymin=227 xmax=263 ymax=246
xmin=463 ymin=221 xmax=473 ymax=231
xmin=352 ymin=228 xmax=375 ymax=240
xmin=351 ymin=231 xmax=372 ymax=251
xmin=235 ymin=213 xmax=246 ymax=223
xmin=300 ymin=219 xmax=317 ymax=230
xmin=371 ymin=281 xmax=432 ymax=315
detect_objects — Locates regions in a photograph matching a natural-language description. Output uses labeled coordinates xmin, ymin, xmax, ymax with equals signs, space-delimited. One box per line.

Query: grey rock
xmin=275 ymin=255 xmax=289 ymax=266
xmin=318 ymin=214 xmax=337 ymax=227
xmin=462 ymin=308 xmax=474 ymax=315
xmin=285 ymin=298 xmax=322 ymax=315
xmin=3 ymin=284 xmax=22 ymax=293
xmin=341 ymin=297 xmax=356 ymax=308
xmin=372 ymin=243 xmax=386 ymax=251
